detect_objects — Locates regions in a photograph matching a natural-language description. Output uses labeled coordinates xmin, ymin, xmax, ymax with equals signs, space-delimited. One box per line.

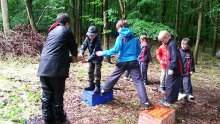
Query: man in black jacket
xmin=38 ymin=13 xmax=77 ymax=124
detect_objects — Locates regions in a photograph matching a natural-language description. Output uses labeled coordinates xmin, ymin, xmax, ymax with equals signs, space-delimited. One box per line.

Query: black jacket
xmin=167 ymin=39 xmax=182 ymax=76
xmin=38 ymin=24 xmax=77 ymax=77
xmin=80 ymin=36 xmax=103 ymax=63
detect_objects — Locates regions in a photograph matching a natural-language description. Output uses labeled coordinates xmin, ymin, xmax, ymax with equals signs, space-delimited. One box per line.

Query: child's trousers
xmin=180 ymin=76 xmax=193 ymax=95
xmin=139 ymin=62 xmax=148 ymax=83
xmin=165 ymin=75 xmax=181 ymax=103
xmin=159 ymin=68 xmax=167 ymax=90
xmin=88 ymin=62 xmax=102 ymax=83
xmin=102 ymin=60 xmax=150 ymax=104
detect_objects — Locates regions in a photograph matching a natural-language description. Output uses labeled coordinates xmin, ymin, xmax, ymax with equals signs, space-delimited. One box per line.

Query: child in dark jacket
xmin=138 ymin=35 xmax=152 ymax=85
xmin=158 ymin=30 xmax=182 ymax=106
xmin=179 ymin=38 xmax=195 ymax=101
xmin=79 ymin=26 xmax=103 ymax=93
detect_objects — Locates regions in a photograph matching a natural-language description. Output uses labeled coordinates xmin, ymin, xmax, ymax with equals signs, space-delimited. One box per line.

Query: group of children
xmin=79 ymin=20 xmax=195 ymax=108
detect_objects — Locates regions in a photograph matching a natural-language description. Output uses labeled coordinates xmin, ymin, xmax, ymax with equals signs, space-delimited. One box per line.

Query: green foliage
xmin=82 ymin=15 xmax=103 ymax=26
xmin=128 ymin=19 xmax=175 ymax=40
xmin=107 ymin=8 xmax=119 ymax=22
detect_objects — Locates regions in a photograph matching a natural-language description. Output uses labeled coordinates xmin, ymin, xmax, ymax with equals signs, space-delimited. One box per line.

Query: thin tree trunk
xmin=194 ymin=0 xmax=204 ymax=64
xmin=212 ymin=12 xmax=218 ymax=56
xmin=24 ymin=0 xmax=37 ymax=32
xmin=77 ymin=0 xmax=82 ymax=44
xmin=161 ymin=0 xmax=167 ymax=23
xmin=103 ymin=0 xmax=110 ymax=63
xmin=1 ymin=0 xmax=10 ymax=33
xmin=70 ymin=0 xmax=76 ymax=36
xmin=174 ymin=0 xmax=180 ymax=41
xmin=118 ymin=0 xmax=126 ymax=19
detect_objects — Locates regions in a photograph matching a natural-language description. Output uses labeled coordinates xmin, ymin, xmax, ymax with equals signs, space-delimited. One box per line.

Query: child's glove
xmin=168 ymin=69 xmax=173 ymax=75
xmin=190 ymin=71 xmax=193 ymax=75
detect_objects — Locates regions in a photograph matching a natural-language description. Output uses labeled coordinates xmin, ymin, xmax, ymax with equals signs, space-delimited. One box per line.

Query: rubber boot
xmin=94 ymin=82 xmax=101 ymax=94
xmin=84 ymin=82 xmax=95 ymax=91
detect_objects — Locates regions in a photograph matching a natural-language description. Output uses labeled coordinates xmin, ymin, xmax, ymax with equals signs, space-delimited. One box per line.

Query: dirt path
xmin=23 ymin=60 xmax=220 ymax=124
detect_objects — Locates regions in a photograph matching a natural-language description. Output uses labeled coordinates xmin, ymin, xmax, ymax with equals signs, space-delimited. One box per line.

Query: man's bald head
xmin=158 ymin=30 xmax=171 ymax=44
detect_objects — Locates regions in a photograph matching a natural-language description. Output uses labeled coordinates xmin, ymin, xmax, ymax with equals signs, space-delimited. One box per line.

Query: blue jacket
xmin=179 ymin=49 xmax=195 ymax=76
xmin=167 ymin=39 xmax=182 ymax=76
xmin=80 ymin=36 xmax=103 ymax=63
xmin=38 ymin=25 xmax=77 ymax=77
xmin=102 ymin=28 xmax=141 ymax=62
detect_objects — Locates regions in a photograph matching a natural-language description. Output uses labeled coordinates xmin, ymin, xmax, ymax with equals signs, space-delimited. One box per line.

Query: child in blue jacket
xmin=96 ymin=19 xmax=153 ymax=109
xmin=179 ymin=38 xmax=195 ymax=101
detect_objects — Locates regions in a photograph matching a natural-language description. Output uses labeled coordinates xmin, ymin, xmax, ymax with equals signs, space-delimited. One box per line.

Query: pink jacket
xmin=156 ymin=44 xmax=168 ymax=69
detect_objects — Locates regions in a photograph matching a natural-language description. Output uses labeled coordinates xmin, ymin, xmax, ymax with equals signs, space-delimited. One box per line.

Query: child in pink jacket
xmin=156 ymin=43 xmax=168 ymax=93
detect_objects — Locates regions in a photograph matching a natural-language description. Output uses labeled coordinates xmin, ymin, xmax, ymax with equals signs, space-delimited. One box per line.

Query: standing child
xmin=79 ymin=25 xmax=103 ymax=93
xmin=138 ymin=35 xmax=152 ymax=85
xmin=156 ymin=42 xmax=168 ymax=93
xmin=157 ymin=30 xmax=182 ymax=106
xmin=179 ymin=38 xmax=195 ymax=101
xmin=96 ymin=19 xmax=153 ymax=109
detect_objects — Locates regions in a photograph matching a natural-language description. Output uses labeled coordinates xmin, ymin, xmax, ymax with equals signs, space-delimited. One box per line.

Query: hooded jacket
xmin=102 ymin=28 xmax=141 ymax=62
xmin=38 ymin=24 xmax=77 ymax=77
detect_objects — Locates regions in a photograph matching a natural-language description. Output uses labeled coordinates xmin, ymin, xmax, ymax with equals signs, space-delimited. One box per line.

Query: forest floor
xmin=0 ymin=52 xmax=220 ymax=124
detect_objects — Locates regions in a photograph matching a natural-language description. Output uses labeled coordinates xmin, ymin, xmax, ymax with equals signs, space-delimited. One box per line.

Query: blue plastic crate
xmin=82 ymin=89 xmax=114 ymax=106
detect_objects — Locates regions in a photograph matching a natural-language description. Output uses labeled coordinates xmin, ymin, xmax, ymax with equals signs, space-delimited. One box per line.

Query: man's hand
xmin=96 ymin=51 xmax=103 ymax=56
xmin=168 ymin=69 xmax=173 ymax=75
xmin=70 ymin=56 xmax=78 ymax=63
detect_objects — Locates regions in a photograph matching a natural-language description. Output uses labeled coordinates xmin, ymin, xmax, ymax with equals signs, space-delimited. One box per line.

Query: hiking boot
xmin=141 ymin=102 xmax=154 ymax=110
xmin=94 ymin=82 xmax=101 ymax=94
xmin=84 ymin=82 xmax=95 ymax=91
xmin=160 ymin=99 xmax=171 ymax=107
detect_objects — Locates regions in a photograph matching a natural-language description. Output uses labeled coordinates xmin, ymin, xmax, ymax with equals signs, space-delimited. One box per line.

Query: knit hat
xmin=86 ymin=26 xmax=98 ymax=36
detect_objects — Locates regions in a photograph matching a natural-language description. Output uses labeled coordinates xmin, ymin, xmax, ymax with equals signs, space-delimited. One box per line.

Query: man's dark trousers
xmin=165 ymin=75 xmax=181 ymax=103
xmin=40 ymin=76 xmax=66 ymax=123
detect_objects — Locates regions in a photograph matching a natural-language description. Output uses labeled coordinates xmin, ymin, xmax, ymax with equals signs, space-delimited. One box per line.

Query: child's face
xmin=88 ymin=34 xmax=97 ymax=41
xmin=140 ymin=39 xmax=147 ymax=45
xmin=181 ymin=41 xmax=189 ymax=50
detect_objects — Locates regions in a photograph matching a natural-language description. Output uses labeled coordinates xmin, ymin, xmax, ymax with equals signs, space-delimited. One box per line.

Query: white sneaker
xmin=178 ymin=93 xmax=187 ymax=101
xmin=187 ymin=95 xmax=195 ymax=101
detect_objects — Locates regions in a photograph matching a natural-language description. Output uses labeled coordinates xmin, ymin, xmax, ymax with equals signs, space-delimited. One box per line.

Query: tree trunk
xmin=212 ymin=12 xmax=219 ymax=56
xmin=24 ymin=0 xmax=37 ymax=32
xmin=1 ymin=0 xmax=10 ymax=33
xmin=194 ymin=0 xmax=204 ymax=64
xmin=161 ymin=0 xmax=167 ymax=23
xmin=77 ymin=0 xmax=82 ymax=45
xmin=174 ymin=0 xmax=180 ymax=41
xmin=118 ymin=0 xmax=126 ymax=19
xmin=70 ymin=0 xmax=76 ymax=36
xmin=103 ymin=0 xmax=110 ymax=63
